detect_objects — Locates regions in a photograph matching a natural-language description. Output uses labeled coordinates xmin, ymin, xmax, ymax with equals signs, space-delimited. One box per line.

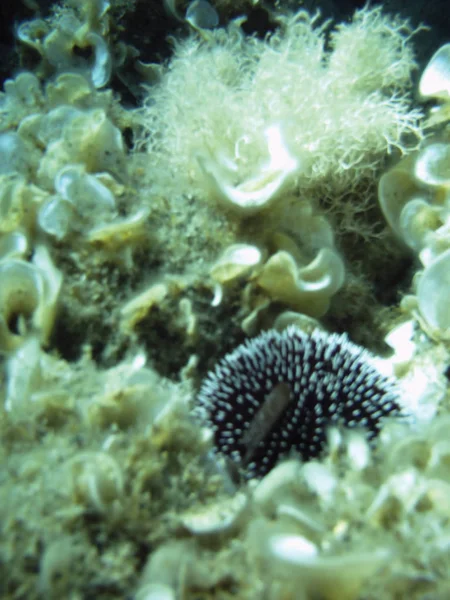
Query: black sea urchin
xmin=196 ymin=326 xmax=404 ymax=479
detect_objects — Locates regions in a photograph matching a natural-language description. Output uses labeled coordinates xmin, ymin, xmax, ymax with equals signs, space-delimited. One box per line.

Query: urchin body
xmin=196 ymin=326 xmax=403 ymax=478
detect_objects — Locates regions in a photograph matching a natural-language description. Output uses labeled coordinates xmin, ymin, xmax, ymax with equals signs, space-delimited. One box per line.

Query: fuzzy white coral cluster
xmin=141 ymin=6 xmax=422 ymax=201
xmin=140 ymin=5 xmax=422 ymax=324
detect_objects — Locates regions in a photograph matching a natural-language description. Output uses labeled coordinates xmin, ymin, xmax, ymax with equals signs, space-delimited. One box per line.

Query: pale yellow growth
xmin=256 ymin=248 xmax=345 ymax=318
xmin=210 ymin=243 xmax=263 ymax=306
xmin=179 ymin=492 xmax=249 ymax=536
xmin=197 ymin=124 xmax=299 ymax=212
xmin=0 ymin=175 xmax=48 ymax=234
xmin=87 ymin=207 xmax=149 ymax=249
xmin=417 ymin=249 xmax=450 ymax=336
xmin=68 ymin=451 xmax=124 ymax=515
xmin=17 ymin=0 xmax=112 ymax=89
xmin=140 ymin=6 xmax=422 ymax=202
xmin=37 ymin=108 xmax=125 ymax=188
xmin=378 ymin=117 xmax=450 ymax=337
xmin=120 ymin=283 xmax=168 ymax=334
xmin=0 ymin=246 xmax=62 ymax=353
xmin=379 ymin=140 xmax=450 ymax=265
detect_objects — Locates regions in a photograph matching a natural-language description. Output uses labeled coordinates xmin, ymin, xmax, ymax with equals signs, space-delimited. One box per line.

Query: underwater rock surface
xmin=0 ymin=1 xmax=450 ymax=599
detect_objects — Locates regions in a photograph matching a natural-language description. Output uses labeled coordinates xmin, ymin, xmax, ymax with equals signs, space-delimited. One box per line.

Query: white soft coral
xmin=140 ymin=6 xmax=423 ymax=202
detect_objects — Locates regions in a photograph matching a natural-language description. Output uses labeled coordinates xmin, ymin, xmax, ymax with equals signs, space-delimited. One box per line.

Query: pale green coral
xmin=17 ymin=0 xmax=112 ymax=89
xmin=378 ymin=44 xmax=450 ymax=339
xmin=137 ymin=4 xmax=423 ymax=328
xmin=1 ymin=2 xmax=450 ymax=600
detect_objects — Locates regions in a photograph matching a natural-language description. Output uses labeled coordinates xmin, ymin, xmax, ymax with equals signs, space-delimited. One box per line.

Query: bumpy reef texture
xmin=1 ymin=1 xmax=450 ymax=599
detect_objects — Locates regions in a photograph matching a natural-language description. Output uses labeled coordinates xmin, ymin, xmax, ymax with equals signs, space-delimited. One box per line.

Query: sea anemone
xmin=196 ymin=326 xmax=404 ymax=478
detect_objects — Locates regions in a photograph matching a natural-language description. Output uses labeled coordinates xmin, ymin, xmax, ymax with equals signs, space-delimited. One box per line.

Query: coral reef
xmin=138 ymin=4 xmax=423 ymax=339
xmin=0 ymin=1 xmax=449 ymax=599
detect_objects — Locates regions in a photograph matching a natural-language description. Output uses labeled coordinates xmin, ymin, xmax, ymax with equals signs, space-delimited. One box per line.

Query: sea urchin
xmin=196 ymin=326 xmax=404 ymax=478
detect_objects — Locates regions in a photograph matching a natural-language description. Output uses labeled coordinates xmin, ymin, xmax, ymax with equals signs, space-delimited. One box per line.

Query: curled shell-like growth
xmin=197 ymin=125 xmax=299 ymax=214
xmin=120 ymin=283 xmax=168 ymax=334
xmin=68 ymin=451 xmax=124 ymax=515
xmin=378 ymin=143 xmax=450 ymax=265
xmin=38 ymin=165 xmax=117 ymax=240
xmin=37 ymin=108 xmax=126 ymax=187
xmin=0 ymin=246 xmax=62 ymax=353
xmin=378 ymin=162 xmax=422 ymax=242
xmin=0 ymin=232 xmax=28 ymax=261
xmin=248 ymin=514 xmax=391 ymax=600
xmin=419 ymin=43 xmax=450 ymax=100
xmin=210 ymin=243 xmax=263 ymax=306
xmin=17 ymin=4 xmax=112 ymax=89
xmin=178 ymin=492 xmax=249 ymax=537
xmin=210 ymin=244 xmax=262 ymax=285
xmin=256 ymin=248 xmax=345 ymax=318
xmin=414 ymin=143 xmax=450 ymax=187
xmin=417 ymin=249 xmax=450 ymax=335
